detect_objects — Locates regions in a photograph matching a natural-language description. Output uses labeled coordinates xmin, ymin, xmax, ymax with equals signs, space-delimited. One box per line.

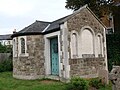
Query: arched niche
xmin=81 ymin=29 xmax=94 ymax=54
xmin=71 ymin=31 xmax=78 ymax=58
xmin=96 ymin=34 xmax=103 ymax=57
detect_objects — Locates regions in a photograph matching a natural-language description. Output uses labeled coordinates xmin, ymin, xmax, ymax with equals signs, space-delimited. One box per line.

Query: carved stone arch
xmin=70 ymin=30 xmax=78 ymax=58
xmin=96 ymin=33 xmax=103 ymax=57
xmin=80 ymin=26 xmax=95 ymax=36
xmin=79 ymin=26 xmax=95 ymax=57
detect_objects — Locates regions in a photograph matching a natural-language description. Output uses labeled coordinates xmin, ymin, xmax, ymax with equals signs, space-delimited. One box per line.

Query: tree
xmin=65 ymin=0 xmax=116 ymax=18
xmin=107 ymin=34 xmax=120 ymax=71
xmin=0 ymin=43 xmax=12 ymax=53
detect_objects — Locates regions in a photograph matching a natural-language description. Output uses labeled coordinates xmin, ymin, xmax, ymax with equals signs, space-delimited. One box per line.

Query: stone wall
xmin=67 ymin=8 xmax=105 ymax=59
xmin=67 ymin=7 xmax=108 ymax=80
xmin=13 ymin=35 xmax=45 ymax=80
xmin=69 ymin=58 xmax=106 ymax=78
xmin=109 ymin=66 xmax=120 ymax=90
xmin=67 ymin=8 xmax=104 ymax=35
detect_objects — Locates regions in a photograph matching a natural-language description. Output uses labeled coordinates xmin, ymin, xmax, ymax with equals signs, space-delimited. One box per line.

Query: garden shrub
xmin=89 ymin=78 xmax=105 ymax=89
xmin=66 ymin=77 xmax=89 ymax=90
xmin=0 ymin=43 xmax=13 ymax=72
xmin=0 ymin=59 xmax=13 ymax=72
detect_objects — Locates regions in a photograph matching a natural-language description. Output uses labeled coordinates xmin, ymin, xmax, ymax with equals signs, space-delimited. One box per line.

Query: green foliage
xmin=0 ymin=59 xmax=13 ymax=72
xmin=65 ymin=0 xmax=101 ymax=17
xmin=0 ymin=43 xmax=12 ymax=53
xmin=0 ymin=72 xmax=66 ymax=90
xmin=106 ymin=34 xmax=120 ymax=71
xmin=89 ymin=78 xmax=105 ymax=89
xmin=99 ymin=81 xmax=112 ymax=90
xmin=66 ymin=77 xmax=89 ymax=90
xmin=0 ymin=43 xmax=13 ymax=72
xmin=0 ymin=72 xmax=112 ymax=90
xmin=65 ymin=0 xmax=118 ymax=18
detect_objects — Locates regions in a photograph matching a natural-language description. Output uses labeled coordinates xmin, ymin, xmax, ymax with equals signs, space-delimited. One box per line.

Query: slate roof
xmin=12 ymin=5 xmax=106 ymax=37
xmin=0 ymin=34 xmax=12 ymax=40
xmin=44 ymin=15 xmax=70 ymax=33
xmin=12 ymin=20 xmax=50 ymax=37
xmin=12 ymin=15 xmax=70 ymax=37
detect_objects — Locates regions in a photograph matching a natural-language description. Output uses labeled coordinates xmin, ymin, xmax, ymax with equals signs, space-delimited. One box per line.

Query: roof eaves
xmin=43 ymin=27 xmax=60 ymax=34
xmin=0 ymin=34 xmax=12 ymax=40
xmin=11 ymin=32 xmax=43 ymax=38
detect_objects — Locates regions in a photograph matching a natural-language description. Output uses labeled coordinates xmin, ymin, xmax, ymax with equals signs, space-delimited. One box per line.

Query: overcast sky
xmin=0 ymin=0 xmax=72 ymax=35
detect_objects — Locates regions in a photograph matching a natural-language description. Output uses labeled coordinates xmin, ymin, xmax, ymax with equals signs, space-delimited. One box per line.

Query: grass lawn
xmin=0 ymin=72 xmax=112 ymax=90
xmin=0 ymin=72 xmax=66 ymax=90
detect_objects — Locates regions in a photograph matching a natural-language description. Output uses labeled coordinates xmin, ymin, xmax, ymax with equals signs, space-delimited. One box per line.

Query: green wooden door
xmin=50 ymin=37 xmax=59 ymax=75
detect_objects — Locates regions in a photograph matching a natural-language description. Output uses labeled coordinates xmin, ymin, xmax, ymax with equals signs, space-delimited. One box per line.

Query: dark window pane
xmin=21 ymin=38 xmax=25 ymax=54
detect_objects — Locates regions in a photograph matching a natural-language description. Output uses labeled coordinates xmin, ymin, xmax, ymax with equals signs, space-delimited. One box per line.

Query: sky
xmin=0 ymin=0 xmax=72 ymax=35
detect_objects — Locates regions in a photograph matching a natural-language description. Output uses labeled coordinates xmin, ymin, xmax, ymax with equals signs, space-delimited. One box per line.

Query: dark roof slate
xmin=45 ymin=15 xmax=70 ymax=33
xmin=18 ymin=20 xmax=50 ymax=33
xmin=12 ymin=20 xmax=50 ymax=37
xmin=0 ymin=34 xmax=12 ymax=40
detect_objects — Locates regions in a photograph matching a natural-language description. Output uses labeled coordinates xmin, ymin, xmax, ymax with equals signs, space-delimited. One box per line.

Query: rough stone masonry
xmin=109 ymin=66 xmax=120 ymax=90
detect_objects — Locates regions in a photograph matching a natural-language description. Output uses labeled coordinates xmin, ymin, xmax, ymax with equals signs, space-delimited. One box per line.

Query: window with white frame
xmin=18 ymin=36 xmax=28 ymax=56
xmin=20 ymin=38 xmax=25 ymax=54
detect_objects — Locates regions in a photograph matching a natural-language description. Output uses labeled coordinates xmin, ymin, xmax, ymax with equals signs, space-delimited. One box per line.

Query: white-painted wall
xmin=70 ymin=26 xmax=106 ymax=59
xmin=70 ymin=26 xmax=96 ymax=58
xmin=70 ymin=30 xmax=78 ymax=58
xmin=81 ymin=29 xmax=94 ymax=54
xmin=61 ymin=22 xmax=70 ymax=79
xmin=96 ymin=33 xmax=104 ymax=57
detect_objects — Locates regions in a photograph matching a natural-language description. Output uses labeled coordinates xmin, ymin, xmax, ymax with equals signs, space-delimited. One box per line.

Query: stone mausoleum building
xmin=12 ymin=5 xmax=108 ymax=81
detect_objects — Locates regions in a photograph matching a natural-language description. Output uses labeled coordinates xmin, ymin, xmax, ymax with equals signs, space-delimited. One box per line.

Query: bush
xmin=89 ymin=78 xmax=105 ymax=89
xmin=66 ymin=77 xmax=89 ymax=90
xmin=0 ymin=44 xmax=12 ymax=53
xmin=0 ymin=59 xmax=13 ymax=72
